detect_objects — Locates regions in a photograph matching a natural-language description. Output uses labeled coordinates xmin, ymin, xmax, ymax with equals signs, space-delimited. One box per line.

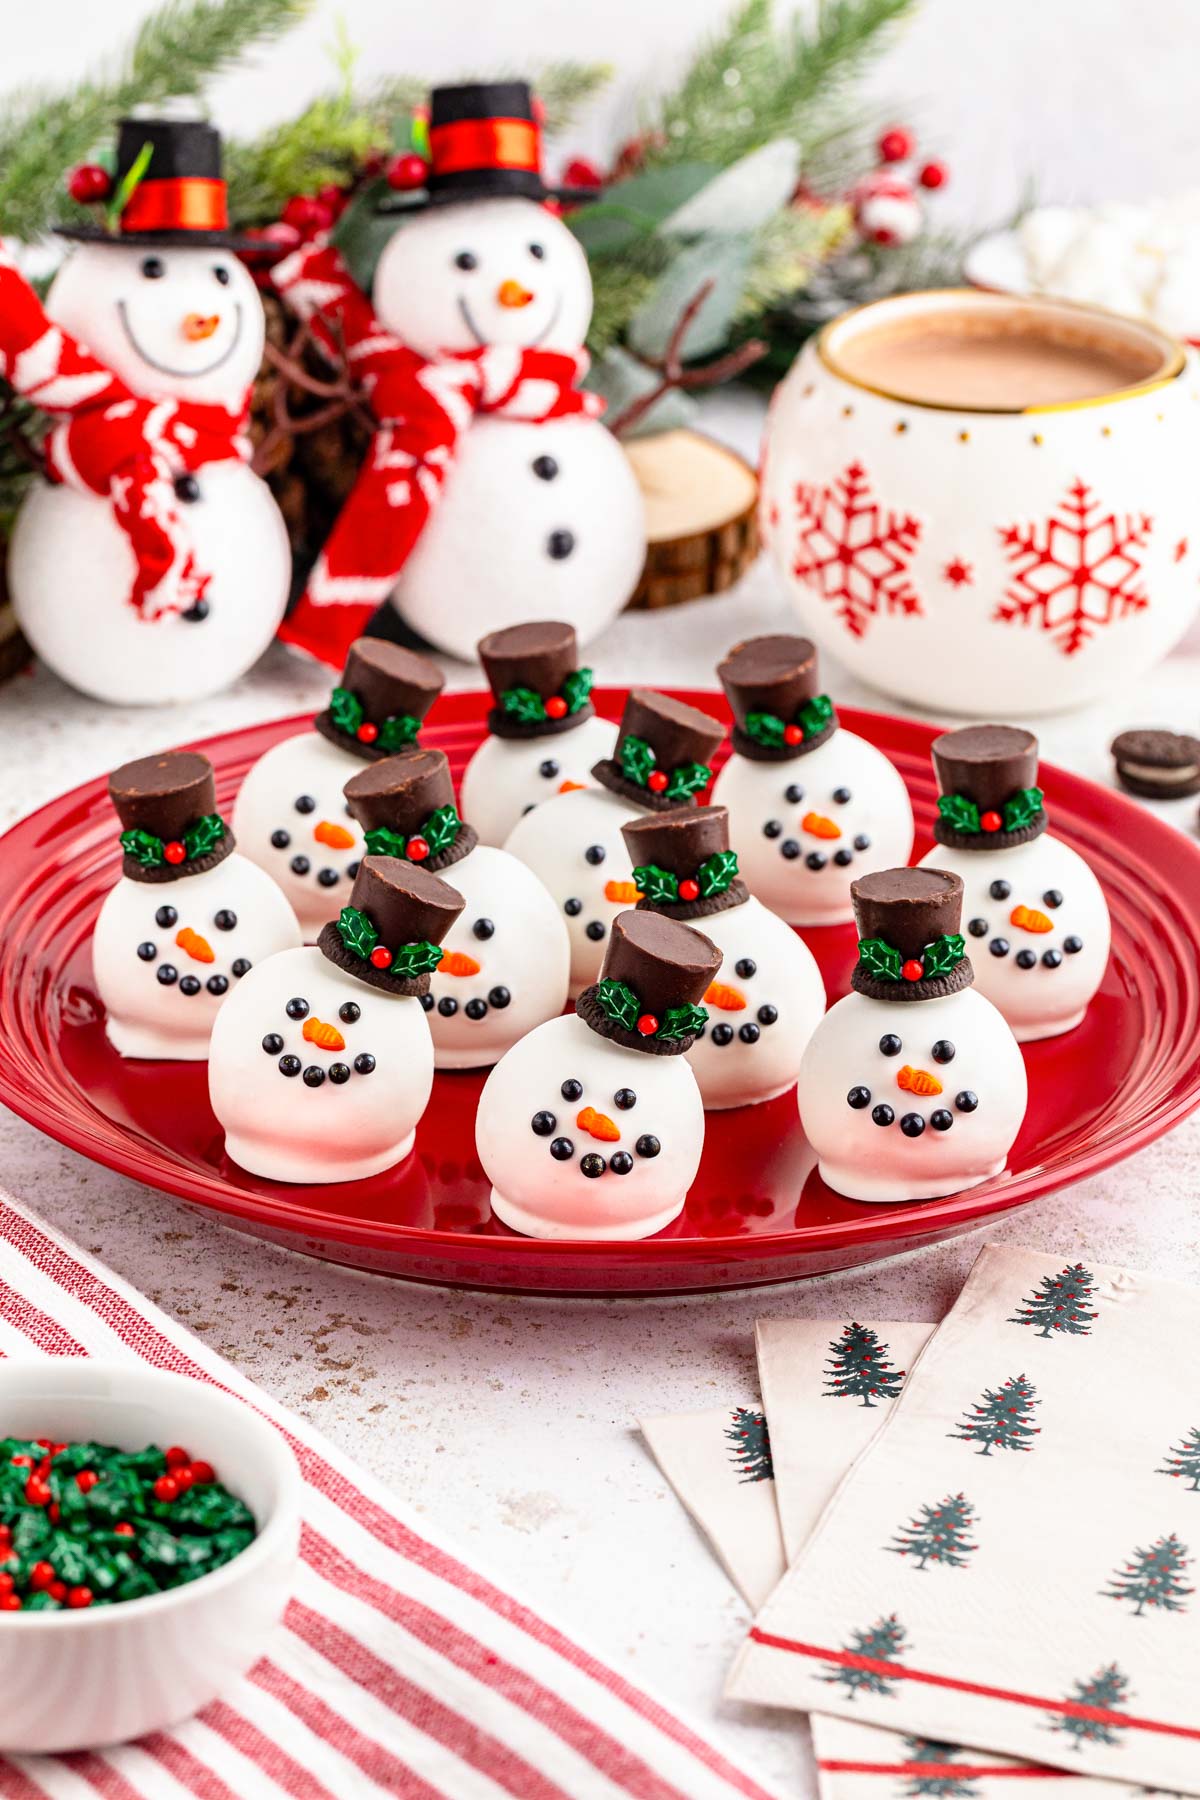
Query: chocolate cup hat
xmin=316 ymin=855 xmax=465 ymax=996
xmin=575 ymin=909 xmax=721 ymax=1056
xmin=850 ymin=867 xmax=974 ymax=1002
xmin=314 ymin=639 xmax=445 ymax=763
xmin=343 ymin=748 xmax=477 ymax=873
xmin=478 ymin=620 xmax=596 ymax=740
xmin=931 ymin=724 xmax=1046 ymax=850
xmin=621 ymin=805 xmax=748 ymax=922
xmin=109 ymin=751 xmax=234 ymax=883
xmin=717 ymin=634 xmax=837 ymax=761
xmin=593 ymin=690 xmax=725 ymax=811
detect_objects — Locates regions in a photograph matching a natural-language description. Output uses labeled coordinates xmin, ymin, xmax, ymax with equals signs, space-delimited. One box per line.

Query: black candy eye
xmin=473 ymin=918 xmax=495 ymax=940
xmin=529 ymin=242 xmax=545 ymax=259
xmin=531 ymin=1111 xmax=556 ymax=1136
xmin=213 ymin=265 xmax=231 ymax=286
xmin=561 ymin=1078 xmax=583 ymax=1101
xmin=584 ymin=844 xmax=606 ymax=865
xmin=784 ymin=784 xmax=804 ymax=804
xmin=155 ymin=904 xmax=178 ymax=928
xmin=832 ymin=787 xmax=852 ymax=804
xmin=539 ymin=759 xmax=560 ymax=779
xmin=339 ymin=1001 xmax=360 ymax=1024
xmin=931 ymin=1040 xmax=956 ymax=1063
xmin=141 ymin=256 xmax=165 ymax=279
xmin=294 ymin=795 xmax=316 ymax=814
xmin=1043 ymin=889 xmax=1063 ymax=908
xmin=454 ymin=250 xmax=478 ymax=271
xmin=614 ymin=1088 xmax=637 ymax=1110
xmin=735 ymin=958 xmax=756 ymax=979
xmin=968 ymin=917 xmax=988 ymax=937
xmin=213 ymin=909 xmax=237 ymax=931
xmin=285 ymin=997 xmax=309 ymax=1019
xmin=564 ymin=897 xmax=582 ymax=916
xmin=879 ymin=1034 xmax=902 ymax=1056
xmin=989 ymin=879 xmax=1011 ymax=900
xmin=271 ymin=829 xmax=290 ymax=849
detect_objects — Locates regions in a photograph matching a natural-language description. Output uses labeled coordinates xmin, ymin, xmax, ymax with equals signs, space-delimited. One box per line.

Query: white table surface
xmin=3 ymin=393 xmax=1200 ymax=1795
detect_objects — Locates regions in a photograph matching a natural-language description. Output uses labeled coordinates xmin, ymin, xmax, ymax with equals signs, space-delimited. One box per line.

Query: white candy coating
xmin=459 ymin=713 xmax=618 ymax=847
xmin=476 ymin=1012 xmax=704 ymax=1239
xmin=711 ymin=731 xmax=914 ymax=925
xmin=232 ymin=731 xmax=366 ymax=938
xmin=688 ymin=896 xmax=826 ymax=1110
xmin=797 ymin=987 xmax=1027 ymax=1203
xmin=503 ymin=785 xmax=644 ymax=996
xmin=208 ymin=945 xmax=432 ymax=1183
xmin=920 ymin=834 xmax=1110 ymax=1041
xmin=9 ymin=245 xmax=288 ymax=706
xmin=424 ymin=845 xmax=570 ymax=1070
xmin=93 ymin=856 xmax=301 ymax=1061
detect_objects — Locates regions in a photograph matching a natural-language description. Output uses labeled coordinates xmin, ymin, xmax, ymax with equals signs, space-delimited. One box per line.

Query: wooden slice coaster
xmin=623 ymin=429 xmax=759 ymax=612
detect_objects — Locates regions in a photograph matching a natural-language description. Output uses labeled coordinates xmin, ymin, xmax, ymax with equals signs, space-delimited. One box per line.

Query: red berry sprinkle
xmin=48 ymin=1581 xmax=66 ymax=1602
xmin=878 ymin=126 xmax=915 ymax=163
xmin=0 ymin=1573 xmax=13 ymax=1594
xmin=28 ymin=1562 xmax=55 ymax=1592
xmin=163 ymin=840 xmax=186 ymax=865
xmin=386 ymin=153 xmax=430 ymax=192
xmin=10 ymin=1455 xmax=32 ymax=1469
xmin=678 ymin=878 xmax=700 ymax=901
xmin=172 ymin=1467 xmax=196 ymax=1493
xmin=405 ymin=836 xmax=430 ymax=862
xmin=48 ymin=1503 xmax=61 ymax=1524
xmin=153 ymin=1475 xmax=179 ymax=1503
xmin=636 ymin=1013 xmax=660 ymax=1036
xmin=545 ymin=696 xmax=568 ymax=719
xmin=0 ymin=1595 xmax=21 ymax=1611
xmin=356 ymin=721 xmax=379 ymax=744
xmin=902 ymin=958 xmax=925 ymax=982
xmin=66 ymin=1587 xmax=93 ymax=1610
xmin=24 ymin=1477 xmax=51 ymax=1507
xmin=189 ymin=1461 xmax=216 ymax=1486
xmin=918 ymin=159 xmax=948 ymax=190
xmin=784 ymin=724 xmax=804 ymax=745
xmin=67 ymin=162 xmax=112 ymax=204
xmin=980 ymin=810 xmax=1002 ymax=833
xmin=114 ymin=1522 xmax=136 ymax=1537
xmin=647 ymin=770 xmax=669 ymax=792
xmin=75 ymin=1469 xmax=99 ymax=1493
xmin=369 ymin=946 xmax=393 ymax=970
xmin=164 ymin=1446 xmax=190 ymax=1470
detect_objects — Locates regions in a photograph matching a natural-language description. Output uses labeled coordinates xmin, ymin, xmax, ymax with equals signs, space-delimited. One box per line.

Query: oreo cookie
xmin=1111 ymin=728 xmax=1200 ymax=800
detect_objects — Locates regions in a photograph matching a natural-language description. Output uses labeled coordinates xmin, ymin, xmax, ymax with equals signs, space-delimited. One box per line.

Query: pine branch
xmin=534 ymin=61 xmax=612 ymax=134
xmin=0 ymin=0 xmax=312 ymax=243
xmin=735 ymin=202 xmax=852 ymax=319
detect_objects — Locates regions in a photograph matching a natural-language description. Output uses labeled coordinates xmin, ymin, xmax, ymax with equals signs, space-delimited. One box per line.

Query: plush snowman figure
xmin=477 ymin=909 xmax=720 ymax=1238
xmin=344 ymin=746 xmax=568 ymax=1069
xmin=93 ymin=752 xmax=301 ymax=1060
xmin=797 ymin=869 xmax=1027 ymax=1203
xmin=622 ymin=806 xmax=826 ymax=1110
xmin=919 ymin=725 xmax=1110 ymax=1042
xmin=460 ymin=620 xmax=617 ymax=845
xmin=233 ymin=639 xmax=444 ymax=937
xmin=504 ymin=688 xmax=726 ymax=997
xmin=5 ymin=117 xmax=289 ymax=705
xmin=209 ymin=858 xmax=463 ymax=1182
xmin=711 ymin=635 xmax=913 ymax=927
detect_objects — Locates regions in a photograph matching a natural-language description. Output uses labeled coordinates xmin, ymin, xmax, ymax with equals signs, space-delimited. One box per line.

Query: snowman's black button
xmin=291 ymin=855 xmax=311 ymax=875
xmin=738 ymin=1023 xmax=760 ymax=1044
xmin=580 ymin=1153 xmax=606 ymax=1178
xmin=181 ymin=600 xmax=209 ymax=623
xmin=636 ymin=1134 xmax=661 ymax=1158
xmin=900 ymin=1112 xmax=925 ymax=1137
xmin=532 ymin=1111 xmax=557 ymax=1136
xmin=989 ymin=937 xmax=1010 ymax=957
xmin=1042 ymin=948 xmax=1062 ymax=968
xmin=465 ymin=998 xmax=488 ymax=1020
xmin=179 ymin=975 xmax=201 ymax=995
xmin=833 ymin=848 xmax=853 ymax=866
xmin=735 ymin=958 xmax=757 ymax=979
xmin=156 ymin=964 xmax=178 ymax=985
xmin=615 ymin=1088 xmax=637 ymax=1109
xmin=561 ymin=1079 xmax=583 ymax=1101
xmin=278 ymin=1055 xmax=301 ymax=1077
xmin=137 ymin=941 xmax=157 ymax=961
xmin=853 ymin=834 xmax=871 ymax=851
xmin=1043 ymin=889 xmax=1063 ymax=909
xmin=805 ymin=851 xmax=827 ymax=871
xmin=758 ymin=1004 xmax=778 ymax=1026
xmin=1015 ymin=949 xmax=1037 ymax=969
xmin=781 ymin=839 xmax=801 ymax=860
xmin=847 ymin=1086 xmax=871 ymax=1108
xmin=262 ymin=1033 xmax=283 ymax=1054
xmin=785 ymin=784 xmax=804 ymax=804
xmin=155 ymin=905 xmax=178 ymax=928
xmin=231 ymin=958 xmax=251 ymax=976
xmin=550 ymin=1137 xmax=574 ymax=1160
xmin=353 ymin=1053 xmax=375 ymax=1075
xmin=271 ymin=829 xmax=290 ymax=849
xmin=585 ymin=920 xmax=606 ymax=941
xmin=610 ymin=1152 xmax=634 ymax=1175
xmin=1064 ymin=935 xmax=1083 ymax=953
xmin=174 ymin=474 xmax=201 ymax=504
xmin=968 ymin=917 xmax=988 ymax=937
xmin=539 ymin=760 xmax=560 ymax=779
xmin=584 ymin=844 xmax=606 ymax=864
xmin=763 ymin=819 xmax=782 ymax=839
xmin=214 ymin=909 xmax=237 ymax=930
xmin=285 ymin=997 xmax=309 ymax=1019
xmin=329 ymin=1063 xmax=351 ymax=1084
xmin=547 ymin=530 xmax=575 ymax=560
xmin=932 ymin=1040 xmax=956 ymax=1063
xmin=990 ymin=879 xmax=1011 ymax=900
xmin=488 ymin=986 xmax=511 ymax=1009
xmin=454 ymin=250 xmax=478 ymax=271
xmin=339 ymin=1001 xmax=360 ymax=1024
xmin=955 ymin=1090 xmax=979 ymax=1112
xmin=871 ymin=1104 xmax=894 ymax=1127
xmin=437 ymin=996 xmax=458 ymax=1016
xmin=206 ymin=974 xmax=228 ymax=995
xmin=879 ymin=1033 xmax=902 ymax=1056
xmin=473 ymin=917 xmax=495 ymax=939
xmin=317 ymin=867 xmax=340 ymax=887
xmin=302 ymin=1066 xmax=325 ymax=1087
xmin=532 ymin=455 xmax=559 ymax=481
xmin=930 ymin=1109 xmax=954 ymax=1131
xmin=564 ymin=897 xmax=582 ymax=916
xmin=711 ymin=1024 xmax=734 ymax=1046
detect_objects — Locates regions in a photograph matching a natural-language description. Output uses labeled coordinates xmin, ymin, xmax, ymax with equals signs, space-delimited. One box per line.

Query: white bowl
xmin=0 ymin=1360 xmax=301 ymax=1753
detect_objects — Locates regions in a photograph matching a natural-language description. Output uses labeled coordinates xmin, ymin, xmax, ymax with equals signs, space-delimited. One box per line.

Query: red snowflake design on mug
xmin=792 ymin=461 xmax=923 ymax=638
xmin=995 ymin=477 xmax=1153 ymax=656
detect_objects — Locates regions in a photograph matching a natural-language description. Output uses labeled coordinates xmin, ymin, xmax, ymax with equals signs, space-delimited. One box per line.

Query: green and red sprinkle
xmin=0 ymin=1436 xmax=255 ymax=1611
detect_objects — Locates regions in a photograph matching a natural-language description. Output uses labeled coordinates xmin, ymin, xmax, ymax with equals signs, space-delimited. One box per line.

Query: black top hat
xmin=110 ymin=751 xmax=234 ymax=883
xmin=621 ymin=806 xmax=748 ymax=923
xmin=717 ymin=635 xmax=838 ymax=762
xmin=314 ymin=639 xmax=445 ymax=763
xmin=317 ymin=857 xmax=465 ymax=997
xmin=931 ymin=726 xmax=1046 ymax=851
xmin=849 ymin=868 xmax=973 ymax=1002
xmin=478 ymin=621 xmax=595 ymax=740
xmin=379 ymin=82 xmax=599 ymax=214
xmin=57 ymin=118 xmax=255 ymax=250
xmin=575 ymin=911 xmax=722 ymax=1056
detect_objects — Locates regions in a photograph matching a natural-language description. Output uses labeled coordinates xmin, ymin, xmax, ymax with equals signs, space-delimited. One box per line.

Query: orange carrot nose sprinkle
xmin=705 ymin=981 xmax=747 ymax=1012
xmin=302 ymin=1017 xmax=346 ymax=1053
xmin=497 ymin=279 xmax=534 ymax=308
xmin=576 ymin=1106 xmax=620 ymax=1142
xmin=314 ymin=820 xmax=355 ymax=850
xmin=439 ymin=949 xmax=481 ymax=977
xmin=1010 ymin=904 xmax=1053 ymax=934
xmin=182 ymin=313 xmax=220 ymax=341
xmin=897 ymin=1064 xmax=943 ymax=1097
xmin=558 ymin=779 xmax=587 ymax=794
xmin=801 ymin=812 xmax=841 ymax=840
xmin=605 ymin=880 xmax=641 ymax=904
xmin=174 ymin=927 xmax=214 ymax=964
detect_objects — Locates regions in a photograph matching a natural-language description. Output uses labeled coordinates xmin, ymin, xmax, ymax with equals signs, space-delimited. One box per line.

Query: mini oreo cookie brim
xmin=1111 ymin=729 xmax=1200 ymax=800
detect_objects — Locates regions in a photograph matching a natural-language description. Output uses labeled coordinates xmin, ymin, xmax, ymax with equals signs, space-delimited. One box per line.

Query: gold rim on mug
xmin=815 ymin=287 xmax=1188 ymax=416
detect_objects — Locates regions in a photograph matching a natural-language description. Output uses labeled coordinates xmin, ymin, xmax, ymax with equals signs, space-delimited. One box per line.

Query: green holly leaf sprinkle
xmin=500 ymin=686 xmax=547 ymax=725
xmin=182 ymin=813 xmax=225 ymax=860
xmin=620 ymin=734 xmax=657 ymax=787
xmin=938 ymin=793 xmax=982 ymax=834
xmin=1003 ymin=786 xmax=1044 ymax=831
xmin=659 ymin=1003 xmax=708 ymax=1040
xmin=329 ymin=685 xmax=364 ymax=735
xmin=698 ymin=849 xmax=738 ymax=897
xmin=631 ymin=863 xmax=680 ymax=906
xmin=119 ymin=827 xmax=164 ymax=867
xmin=423 ymin=805 xmax=461 ymax=855
xmin=596 ymin=978 xmax=640 ymax=1032
xmin=743 ymin=711 xmax=786 ymax=747
xmin=665 ymin=761 xmax=712 ymax=801
xmin=337 ymin=904 xmax=379 ymax=960
xmin=921 ymin=933 xmax=966 ymax=978
xmin=562 ymin=667 xmax=594 ymax=714
xmin=363 ymin=825 xmax=408 ymax=858
xmin=857 ymin=936 xmax=903 ymax=982
xmin=377 ymin=712 xmax=419 ymax=753
xmin=389 ymin=939 xmax=444 ymax=979
xmin=798 ymin=693 xmax=835 ymax=738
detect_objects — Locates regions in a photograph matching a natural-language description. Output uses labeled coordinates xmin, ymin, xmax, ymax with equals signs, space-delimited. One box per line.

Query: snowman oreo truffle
xmin=459 ymin=621 xmax=617 ymax=845
xmin=93 ymin=752 xmax=301 ymax=1060
xmin=920 ymin=726 xmax=1110 ymax=1041
xmin=622 ymin=807 xmax=825 ymax=1110
xmin=797 ymin=869 xmax=1027 ymax=1203
xmin=209 ymin=858 xmax=463 ymax=1182
xmin=504 ymin=689 xmax=725 ymax=996
xmin=477 ymin=909 xmax=719 ymax=1239
xmin=344 ymin=748 xmax=569 ymax=1069
xmin=233 ymin=639 xmax=444 ymax=936
xmin=711 ymin=635 xmax=913 ymax=925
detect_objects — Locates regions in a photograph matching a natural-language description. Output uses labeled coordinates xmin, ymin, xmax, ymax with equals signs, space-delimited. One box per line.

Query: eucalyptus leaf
xmin=330 ymin=175 xmax=399 ymax=294
xmin=660 ymin=139 xmax=801 ymax=237
xmin=627 ymin=235 xmax=754 ymax=363
xmin=567 ymin=162 xmax=716 ymax=255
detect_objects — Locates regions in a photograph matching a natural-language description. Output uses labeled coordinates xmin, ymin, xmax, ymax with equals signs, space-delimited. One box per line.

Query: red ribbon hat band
xmin=120 ymin=176 xmax=229 ymax=235
xmin=427 ymin=116 xmax=541 ymax=179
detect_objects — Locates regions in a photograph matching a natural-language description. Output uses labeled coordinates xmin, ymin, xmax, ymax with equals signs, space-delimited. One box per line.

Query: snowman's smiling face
xmin=373 ymin=197 xmax=592 ymax=359
xmin=45 ymin=243 xmax=265 ymax=408
xmin=258 ymin=992 xmax=376 ymax=1090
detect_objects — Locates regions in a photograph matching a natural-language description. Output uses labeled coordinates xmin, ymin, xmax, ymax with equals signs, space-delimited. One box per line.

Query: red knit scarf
xmin=0 ymin=250 xmax=250 ymax=620
xmin=271 ymin=237 xmax=601 ymax=668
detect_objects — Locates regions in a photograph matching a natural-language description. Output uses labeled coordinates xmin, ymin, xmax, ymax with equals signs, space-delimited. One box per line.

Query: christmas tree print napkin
xmin=727 ymin=1246 xmax=1200 ymax=1795
xmin=755 ymin=1320 xmax=936 ymax=1564
xmin=640 ymin=1406 xmax=787 ymax=1609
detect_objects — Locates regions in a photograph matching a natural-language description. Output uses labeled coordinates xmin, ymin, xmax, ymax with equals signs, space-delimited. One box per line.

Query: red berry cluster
xmin=647 ymin=770 xmax=669 ymax=793
xmin=876 ymin=123 xmax=948 ymax=191
xmin=66 ymin=163 xmax=112 ymax=205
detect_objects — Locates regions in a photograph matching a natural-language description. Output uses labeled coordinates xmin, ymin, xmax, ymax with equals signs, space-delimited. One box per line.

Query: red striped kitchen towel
xmin=0 ymin=1186 xmax=777 ymax=1800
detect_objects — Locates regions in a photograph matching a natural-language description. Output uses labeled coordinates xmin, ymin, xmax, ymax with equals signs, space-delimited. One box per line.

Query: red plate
xmin=2 ymin=690 xmax=1198 ymax=1295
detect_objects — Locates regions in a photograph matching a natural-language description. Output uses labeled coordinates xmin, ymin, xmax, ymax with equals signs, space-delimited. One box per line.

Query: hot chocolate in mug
xmin=760 ymin=289 xmax=1197 ymax=716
